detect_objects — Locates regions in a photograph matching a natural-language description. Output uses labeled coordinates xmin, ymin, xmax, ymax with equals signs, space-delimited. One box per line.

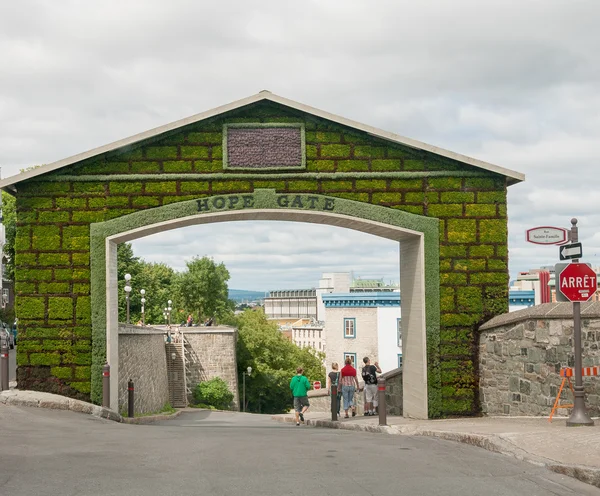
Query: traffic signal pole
xmin=566 ymin=218 xmax=594 ymax=427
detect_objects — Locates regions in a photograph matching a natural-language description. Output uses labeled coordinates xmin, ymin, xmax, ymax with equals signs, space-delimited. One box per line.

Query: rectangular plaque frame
xmin=223 ymin=123 xmax=306 ymax=171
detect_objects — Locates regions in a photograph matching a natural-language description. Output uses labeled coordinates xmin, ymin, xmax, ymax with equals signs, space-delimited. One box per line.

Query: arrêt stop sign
xmin=558 ymin=263 xmax=597 ymax=302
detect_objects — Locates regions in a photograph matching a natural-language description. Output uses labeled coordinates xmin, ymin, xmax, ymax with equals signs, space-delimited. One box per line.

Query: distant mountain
xmin=228 ymin=289 xmax=267 ymax=303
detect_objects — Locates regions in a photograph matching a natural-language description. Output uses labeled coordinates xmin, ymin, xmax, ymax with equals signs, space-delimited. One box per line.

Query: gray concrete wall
xmin=180 ymin=327 xmax=239 ymax=409
xmin=479 ymin=302 xmax=600 ymax=416
xmin=118 ymin=325 xmax=169 ymax=415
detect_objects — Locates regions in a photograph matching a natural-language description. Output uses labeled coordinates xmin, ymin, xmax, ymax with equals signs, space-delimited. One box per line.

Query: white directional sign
xmin=560 ymin=242 xmax=583 ymax=261
xmin=526 ymin=226 xmax=568 ymax=245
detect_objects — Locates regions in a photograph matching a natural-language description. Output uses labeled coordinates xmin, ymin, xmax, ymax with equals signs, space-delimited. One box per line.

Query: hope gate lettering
xmin=196 ymin=194 xmax=335 ymax=212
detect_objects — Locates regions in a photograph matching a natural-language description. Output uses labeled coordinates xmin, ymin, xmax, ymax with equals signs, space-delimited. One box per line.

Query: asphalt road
xmin=1 ymin=407 xmax=599 ymax=496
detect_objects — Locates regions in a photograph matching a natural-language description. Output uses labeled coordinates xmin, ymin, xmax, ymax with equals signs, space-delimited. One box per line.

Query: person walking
xmin=361 ymin=357 xmax=382 ymax=416
xmin=340 ymin=357 xmax=360 ymax=418
xmin=326 ymin=362 xmax=342 ymax=415
xmin=290 ymin=367 xmax=311 ymax=426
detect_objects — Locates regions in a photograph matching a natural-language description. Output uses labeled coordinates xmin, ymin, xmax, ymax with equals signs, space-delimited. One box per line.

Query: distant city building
xmin=322 ymin=292 xmax=402 ymax=374
xmin=290 ymin=318 xmax=325 ymax=353
xmin=263 ymin=289 xmax=317 ymax=323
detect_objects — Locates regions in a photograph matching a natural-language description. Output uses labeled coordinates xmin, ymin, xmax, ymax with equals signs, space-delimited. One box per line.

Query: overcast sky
xmin=1 ymin=1 xmax=599 ymax=291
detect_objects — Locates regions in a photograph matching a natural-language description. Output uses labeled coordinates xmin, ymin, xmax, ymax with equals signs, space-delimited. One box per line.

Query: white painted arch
xmin=104 ymin=208 xmax=429 ymax=419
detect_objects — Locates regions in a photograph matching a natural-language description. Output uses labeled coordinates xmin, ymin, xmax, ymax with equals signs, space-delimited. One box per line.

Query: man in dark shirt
xmin=361 ymin=357 xmax=382 ymax=416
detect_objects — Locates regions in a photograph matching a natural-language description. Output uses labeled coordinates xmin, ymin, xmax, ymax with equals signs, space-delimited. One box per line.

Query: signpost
xmin=559 ymin=242 xmax=583 ymax=261
xmin=526 ymin=226 xmax=568 ymax=245
xmin=558 ymin=219 xmax=594 ymax=427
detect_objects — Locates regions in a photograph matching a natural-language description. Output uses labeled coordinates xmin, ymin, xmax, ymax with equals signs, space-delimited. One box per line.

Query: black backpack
xmin=362 ymin=365 xmax=377 ymax=385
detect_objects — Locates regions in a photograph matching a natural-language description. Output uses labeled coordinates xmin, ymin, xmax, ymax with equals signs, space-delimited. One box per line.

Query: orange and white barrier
xmin=549 ymin=366 xmax=599 ymax=421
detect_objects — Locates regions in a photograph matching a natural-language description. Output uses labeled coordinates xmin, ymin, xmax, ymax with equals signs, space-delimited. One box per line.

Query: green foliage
xmin=192 ymin=377 xmax=234 ymax=410
xmin=2 ymin=192 xmax=16 ymax=280
xmin=235 ymin=309 xmax=325 ymax=414
xmin=174 ymin=256 xmax=233 ymax=323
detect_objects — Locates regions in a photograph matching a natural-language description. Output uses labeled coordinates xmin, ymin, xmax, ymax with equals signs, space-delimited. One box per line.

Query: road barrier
xmin=128 ymin=380 xmax=135 ymax=418
xmin=378 ymin=377 xmax=387 ymax=426
xmin=549 ymin=366 xmax=599 ymax=422
xmin=102 ymin=362 xmax=110 ymax=408
xmin=0 ymin=342 xmax=8 ymax=391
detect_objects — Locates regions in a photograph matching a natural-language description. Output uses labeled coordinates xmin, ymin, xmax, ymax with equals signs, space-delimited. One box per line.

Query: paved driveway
xmin=1 ymin=406 xmax=599 ymax=496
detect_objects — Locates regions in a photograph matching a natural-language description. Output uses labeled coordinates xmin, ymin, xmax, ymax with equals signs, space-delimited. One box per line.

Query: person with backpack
xmin=290 ymin=367 xmax=311 ymax=426
xmin=326 ymin=362 xmax=342 ymax=416
xmin=362 ymin=357 xmax=382 ymax=416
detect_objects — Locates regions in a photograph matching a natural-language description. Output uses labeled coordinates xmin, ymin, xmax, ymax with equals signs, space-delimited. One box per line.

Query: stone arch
xmin=91 ymin=190 xmax=439 ymax=419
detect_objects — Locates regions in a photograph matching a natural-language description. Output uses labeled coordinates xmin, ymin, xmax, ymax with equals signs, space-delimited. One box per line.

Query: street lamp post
xmin=124 ymin=274 xmax=132 ymax=324
xmin=167 ymin=300 xmax=172 ymax=327
xmin=140 ymin=289 xmax=146 ymax=326
xmin=242 ymin=366 xmax=252 ymax=412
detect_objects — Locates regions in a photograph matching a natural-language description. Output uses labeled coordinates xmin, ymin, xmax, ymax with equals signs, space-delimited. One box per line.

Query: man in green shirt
xmin=290 ymin=367 xmax=311 ymax=426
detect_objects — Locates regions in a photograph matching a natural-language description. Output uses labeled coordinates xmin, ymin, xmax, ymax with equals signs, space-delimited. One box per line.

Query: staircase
xmin=165 ymin=341 xmax=187 ymax=408
xmin=165 ymin=332 xmax=198 ymax=407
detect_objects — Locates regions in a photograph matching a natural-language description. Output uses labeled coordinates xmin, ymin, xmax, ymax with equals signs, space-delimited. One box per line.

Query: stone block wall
xmin=12 ymin=99 xmax=510 ymax=416
xmin=118 ymin=325 xmax=169 ymax=415
xmin=181 ymin=328 xmax=238 ymax=409
xmin=479 ymin=302 xmax=600 ymax=416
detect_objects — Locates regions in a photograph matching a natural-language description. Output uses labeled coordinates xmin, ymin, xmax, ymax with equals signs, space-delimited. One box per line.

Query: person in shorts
xmin=290 ymin=367 xmax=311 ymax=426
xmin=362 ymin=357 xmax=382 ymax=416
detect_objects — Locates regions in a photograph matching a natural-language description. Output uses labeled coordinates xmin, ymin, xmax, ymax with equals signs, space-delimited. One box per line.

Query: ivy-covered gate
xmin=0 ymin=91 xmax=524 ymax=418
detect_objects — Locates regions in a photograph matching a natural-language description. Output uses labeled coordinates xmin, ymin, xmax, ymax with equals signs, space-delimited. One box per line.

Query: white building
xmin=322 ymin=292 xmax=402 ymax=374
xmin=290 ymin=319 xmax=325 ymax=353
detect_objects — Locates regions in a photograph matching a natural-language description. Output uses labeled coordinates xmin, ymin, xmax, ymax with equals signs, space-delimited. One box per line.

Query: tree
xmin=235 ymin=308 xmax=325 ymax=414
xmin=174 ymin=256 xmax=233 ymax=323
xmin=1 ymin=192 xmax=16 ymax=282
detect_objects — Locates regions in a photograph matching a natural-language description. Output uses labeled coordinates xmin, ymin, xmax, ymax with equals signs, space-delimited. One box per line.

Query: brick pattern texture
xmin=13 ymin=101 xmax=508 ymax=415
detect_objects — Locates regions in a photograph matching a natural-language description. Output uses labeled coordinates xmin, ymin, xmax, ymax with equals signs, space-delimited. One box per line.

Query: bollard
xmin=128 ymin=380 xmax=134 ymax=418
xmin=0 ymin=342 xmax=9 ymax=391
xmin=331 ymin=384 xmax=338 ymax=421
xmin=102 ymin=362 xmax=110 ymax=408
xmin=378 ymin=377 xmax=387 ymax=426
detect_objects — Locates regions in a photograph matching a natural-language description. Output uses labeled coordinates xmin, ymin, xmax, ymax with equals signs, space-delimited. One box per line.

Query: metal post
xmin=128 ymin=379 xmax=134 ymax=418
xmin=242 ymin=372 xmax=246 ymax=412
xmin=331 ymin=384 xmax=338 ymax=421
xmin=567 ymin=218 xmax=594 ymax=426
xmin=1 ymin=342 xmax=9 ymax=391
xmin=126 ymin=294 xmax=130 ymax=324
xmin=378 ymin=377 xmax=387 ymax=426
xmin=102 ymin=362 xmax=110 ymax=408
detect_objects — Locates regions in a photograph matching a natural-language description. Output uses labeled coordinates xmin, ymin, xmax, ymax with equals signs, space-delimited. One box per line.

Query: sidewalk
xmin=272 ymin=412 xmax=600 ymax=489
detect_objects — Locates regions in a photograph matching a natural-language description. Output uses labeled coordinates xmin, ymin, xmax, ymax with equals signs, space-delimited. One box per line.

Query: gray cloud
xmin=1 ymin=1 xmax=599 ymax=289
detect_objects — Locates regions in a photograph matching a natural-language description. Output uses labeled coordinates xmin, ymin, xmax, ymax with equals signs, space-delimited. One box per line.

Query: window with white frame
xmin=344 ymin=318 xmax=356 ymax=338
xmin=397 ymin=318 xmax=402 ymax=347
xmin=344 ymin=353 xmax=357 ymax=367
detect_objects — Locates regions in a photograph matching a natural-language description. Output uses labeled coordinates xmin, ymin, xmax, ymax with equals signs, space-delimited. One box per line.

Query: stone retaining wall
xmin=479 ymin=302 xmax=600 ymax=416
xmin=118 ymin=325 xmax=169 ymax=415
xmin=181 ymin=327 xmax=239 ymax=409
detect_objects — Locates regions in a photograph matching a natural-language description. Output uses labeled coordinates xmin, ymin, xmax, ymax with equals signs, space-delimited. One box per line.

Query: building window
xmin=344 ymin=353 xmax=357 ymax=367
xmin=319 ymin=342 xmax=321 ymax=350
xmin=398 ymin=354 xmax=403 ymax=368
xmin=397 ymin=318 xmax=402 ymax=347
xmin=344 ymin=318 xmax=356 ymax=338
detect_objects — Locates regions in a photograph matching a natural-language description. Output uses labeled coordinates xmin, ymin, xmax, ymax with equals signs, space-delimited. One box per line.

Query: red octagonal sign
xmin=559 ymin=263 xmax=597 ymax=302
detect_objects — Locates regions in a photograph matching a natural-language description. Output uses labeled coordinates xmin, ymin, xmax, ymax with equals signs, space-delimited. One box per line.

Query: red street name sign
xmin=558 ymin=263 xmax=597 ymax=302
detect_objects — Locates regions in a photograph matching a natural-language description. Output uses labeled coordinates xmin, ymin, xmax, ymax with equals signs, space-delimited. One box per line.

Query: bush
xmin=192 ymin=377 xmax=234 ymax=410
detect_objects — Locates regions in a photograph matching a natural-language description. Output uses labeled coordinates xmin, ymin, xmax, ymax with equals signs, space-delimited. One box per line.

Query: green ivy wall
xmin=13 ymin=101 xmax=508 ymax=415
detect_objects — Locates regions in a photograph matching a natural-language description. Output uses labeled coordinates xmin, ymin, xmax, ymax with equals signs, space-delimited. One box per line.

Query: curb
xmin=271 ymin=415 xmax=600 ymax=489
xmin=121 ymin=409 xmax=183 ymax=424
xmin=0 ymin=389 xmax=123 ymax=423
